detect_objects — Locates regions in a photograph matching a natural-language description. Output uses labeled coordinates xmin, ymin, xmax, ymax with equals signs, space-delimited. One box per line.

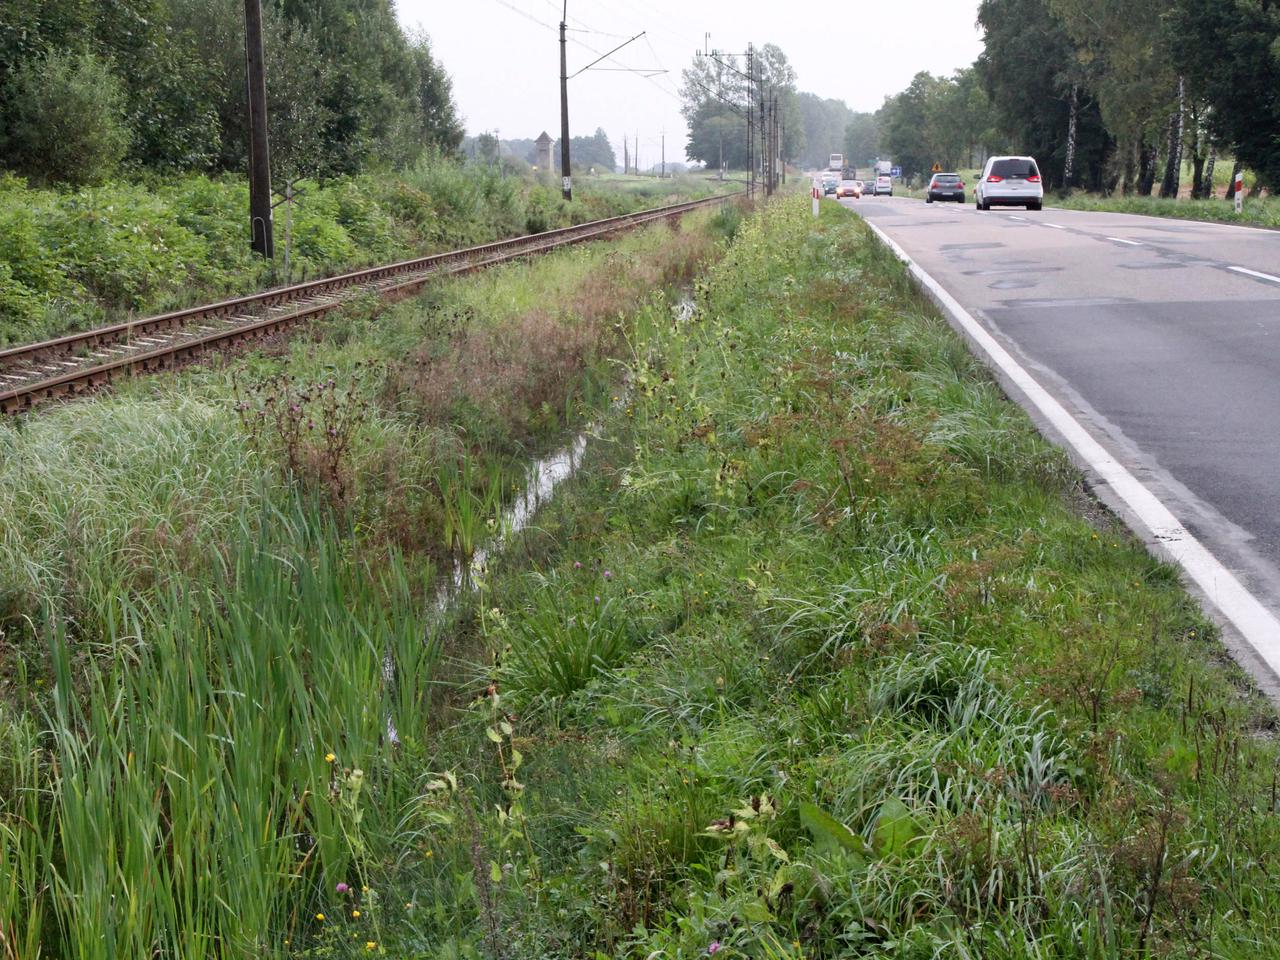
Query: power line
xmin=492 ymin=0 xmax=557 ymax=32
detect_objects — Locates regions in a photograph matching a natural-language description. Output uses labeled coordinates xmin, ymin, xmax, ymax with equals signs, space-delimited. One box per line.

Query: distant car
xmin=874 ymin=175 xmax=893 ymax=196
xmin=975 ymin=156 xmax=1043 ymax=210
xmin=821 ymin=174 xmax=839 ymax=195
xmin=926 ymin=172 xmax=965 ymax=203
xmin=836 ymin=178 xmax=862 ymax=198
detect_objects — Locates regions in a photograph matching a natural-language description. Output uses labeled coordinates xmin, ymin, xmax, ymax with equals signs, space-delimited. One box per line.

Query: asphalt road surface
xmin=845 ymin=194 xmax=1280 ymax=656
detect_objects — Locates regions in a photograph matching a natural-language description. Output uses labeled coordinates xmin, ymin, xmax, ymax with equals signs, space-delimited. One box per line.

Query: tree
xmin=408 ymin=31 xmax=464 ymax=154
xmin=554 ymin=129 xmax=616 ymax=173
xmin=976 ymin=0 xmax=1110 ymax=190
xmin=680 ymin=49 xmax=750 ymax=167
xmin=1048 ymin=0 xmax=1180 ymax=194
xmin=798 ymin=92 xmax=854 ymax=169
xmin=879 ymin=72 xmax=941 ymax=179
xmin=680 ymin=42 xmax=802 ymax=169
xmin=476 ymin=132 xmax=499 ymax=165
xmin=1170 ymin=0 xmax=1280 ymax=191
xmin=0 ymin=0 xmax=466 ymax=183
xmin=5 ymin=50 xmax=129 ymax=184
xmin=842 ymin=113 xmax=880 ymax=171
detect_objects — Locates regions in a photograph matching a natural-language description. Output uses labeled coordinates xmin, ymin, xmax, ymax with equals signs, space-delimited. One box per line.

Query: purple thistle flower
xmin=707 ymin=943 xmax=722 ymax=955
xmin=603 ymin=570 xmax=613 ymax=580
xmin=336 ymin=882 xmax=350 ymax=894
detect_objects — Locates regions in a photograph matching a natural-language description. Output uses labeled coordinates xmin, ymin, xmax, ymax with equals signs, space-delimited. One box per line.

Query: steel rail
xmin=0 ymin=193 xmax=737 ymax=413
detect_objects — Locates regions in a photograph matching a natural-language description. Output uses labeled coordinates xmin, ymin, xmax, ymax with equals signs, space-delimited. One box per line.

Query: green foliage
xmin=680 ymin=42 xmax=803 ymax=168
xmin=0 ymin=205 xmax=727 ymax=959
xmin=0 ymin=160 xmax=718 ymax=345
xmin=841 ymin=112 xmax=881 ymax=170
xmin=0 ymin=0 xmax=465 ymax=183
xmin=1171 ymin=0 xmax=1280 ymax=190
xmin=406 ymin=199 xmax=1273 ymax=957
xmin=796 ymin=92 xmax=850 ymax=169
xmin=554 ymin=128 xmax=618 ymax=174
xmin=5 ymin=49 xmax=129 ymax=185
xmin=1057 ymin=191 xmax=1280 ymax=228
xmin=12 ymin=195 xmax=1280 ymax=958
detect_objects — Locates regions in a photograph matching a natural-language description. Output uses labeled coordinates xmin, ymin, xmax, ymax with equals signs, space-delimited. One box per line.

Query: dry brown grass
xmin=389 ymin=224 xmax=717 ymax=452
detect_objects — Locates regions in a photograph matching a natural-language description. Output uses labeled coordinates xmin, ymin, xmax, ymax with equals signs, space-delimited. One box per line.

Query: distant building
xmin=535 ymin=131 xmax=553 ymax=173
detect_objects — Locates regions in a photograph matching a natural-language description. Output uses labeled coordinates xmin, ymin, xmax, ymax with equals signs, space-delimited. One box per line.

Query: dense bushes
xmin=0 ymin=163 xmax=719 ymax=346
xmin=6 ymin=50 xmax=130 ymax=186
xmin=0 ymin=0 xmax=464 ymax=184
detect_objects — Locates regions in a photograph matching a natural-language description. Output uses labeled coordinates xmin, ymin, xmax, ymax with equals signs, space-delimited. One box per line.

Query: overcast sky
xmin=397 ymin=0 xmax=984 ymax=167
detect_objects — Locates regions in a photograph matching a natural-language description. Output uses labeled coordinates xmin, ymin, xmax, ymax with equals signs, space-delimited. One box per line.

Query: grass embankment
xmin=4 ymin=196 xmax=1279 ymax=958
xmin=1052 ymin=192 xmax=1280 ymax=228
xmin=401 ymin=199 xmax=1279 ymax=957
xmin=0 ymin=160 xmax=729 ymax=346
xmin=0 ymin=203 xmax=738 ymax=958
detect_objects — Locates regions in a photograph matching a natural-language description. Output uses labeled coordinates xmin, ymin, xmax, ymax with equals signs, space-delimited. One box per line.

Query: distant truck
xmin=828 ymin=153 xmax=844 ymax=171
xmin=874 ymin=159 xmax=893 ymax=176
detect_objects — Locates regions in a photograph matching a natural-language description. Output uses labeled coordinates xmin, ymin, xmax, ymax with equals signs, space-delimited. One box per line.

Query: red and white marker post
xmin=812 ymin=179 xmax=820 ymax=218
xmin=1234 ymin=170 xmax=1244 ymax=214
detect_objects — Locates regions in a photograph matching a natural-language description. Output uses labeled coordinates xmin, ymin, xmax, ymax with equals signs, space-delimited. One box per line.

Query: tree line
xmin=871 ymin=0 xmax=1279 ymax=193
xmin=0 ymin=0 xmax=465 ymax=186
xmin=463 ymin=129 xmax=618 ymax=174
xmin=678 ymin=4 xmax=1277 ymax=196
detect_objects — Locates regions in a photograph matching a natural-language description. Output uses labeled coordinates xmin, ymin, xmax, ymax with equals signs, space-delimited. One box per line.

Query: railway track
xmin=0 ymin=193 xmax=737 ymax=414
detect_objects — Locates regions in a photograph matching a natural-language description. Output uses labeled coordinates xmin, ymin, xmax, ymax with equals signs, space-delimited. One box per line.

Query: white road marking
xmin=1009 ymin=215 xmax=1027 ymax=221
xmin=1107 ymin=237 xmax=1142 ymax=245
xmin=1044 ymin=223 xmax=1066 ymax=230
xmin=861 ymin=217 xmax=1280 ymax=680
xmin=1229 ymin=265 xmax=1280 ymax=285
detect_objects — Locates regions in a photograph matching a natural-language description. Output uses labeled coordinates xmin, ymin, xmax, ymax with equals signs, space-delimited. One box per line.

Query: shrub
xmin=6 ymin=51 xmax=130 ymax=186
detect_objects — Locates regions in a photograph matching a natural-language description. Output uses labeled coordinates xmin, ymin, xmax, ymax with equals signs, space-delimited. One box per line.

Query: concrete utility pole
xmin=559 ymin=3 xmax=572 ymax=200
xmin=558 ymin=6 xmax=651 ymax=197
xmin=244 ymin=0 xmax=273 ymax=258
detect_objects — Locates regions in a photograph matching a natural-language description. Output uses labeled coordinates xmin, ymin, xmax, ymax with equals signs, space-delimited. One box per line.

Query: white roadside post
xmin=812 ymin=179 xmax=820 ymax=218
xmin=1234 ymin=171 xmax=1244 ymax=214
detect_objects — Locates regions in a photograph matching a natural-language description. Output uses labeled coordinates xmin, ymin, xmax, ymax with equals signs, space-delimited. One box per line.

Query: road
xmin=844 ymin=195 xmax=1280 ymax=667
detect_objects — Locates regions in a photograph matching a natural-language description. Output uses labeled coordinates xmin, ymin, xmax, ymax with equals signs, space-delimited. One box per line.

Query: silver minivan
xmin=975 ymin=156 xmax=1043 ymax=211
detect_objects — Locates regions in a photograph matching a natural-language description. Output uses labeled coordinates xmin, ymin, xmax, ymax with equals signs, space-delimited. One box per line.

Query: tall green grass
xmin=375 ymin=197 xmax=1280 ymax=957
xmin=2 ymin=504 xmax=438 ymax=957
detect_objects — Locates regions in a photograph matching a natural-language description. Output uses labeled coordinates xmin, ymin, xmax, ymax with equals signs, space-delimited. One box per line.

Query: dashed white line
xmin=1229 ymin=265 xmax=1280 ymax=285
xmin=1044 ymin=223 xmax=1066 ymax=230
xmin=1008 ymin=215 xmax=1027 ymax=221
xmin=1107 ymin=237 xmax=1142 ymax=246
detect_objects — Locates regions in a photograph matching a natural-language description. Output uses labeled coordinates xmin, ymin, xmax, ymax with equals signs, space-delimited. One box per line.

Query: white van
xmin=975 ymin=156 xmax=1043 ymax=211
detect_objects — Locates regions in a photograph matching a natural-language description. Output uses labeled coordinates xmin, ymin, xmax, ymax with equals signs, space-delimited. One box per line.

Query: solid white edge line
xmin=1229 ymin=265 xmax=1280 ymax=284
xmin=1107 ymin=237 xmax=1142 ymax=245
xmin=861 ymin=217 xmax=1280 ymax=677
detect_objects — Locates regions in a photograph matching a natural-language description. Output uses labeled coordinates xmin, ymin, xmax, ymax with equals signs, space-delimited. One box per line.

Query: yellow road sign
xmin=931 ymin=162 xmax=942 ymax=173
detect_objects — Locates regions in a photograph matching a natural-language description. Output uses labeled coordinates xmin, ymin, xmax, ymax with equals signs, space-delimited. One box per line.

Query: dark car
xmin=926 ymin=173 xmax=965 ymax=203
xmin=821 ymin=174 xmax=839 ymax=195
